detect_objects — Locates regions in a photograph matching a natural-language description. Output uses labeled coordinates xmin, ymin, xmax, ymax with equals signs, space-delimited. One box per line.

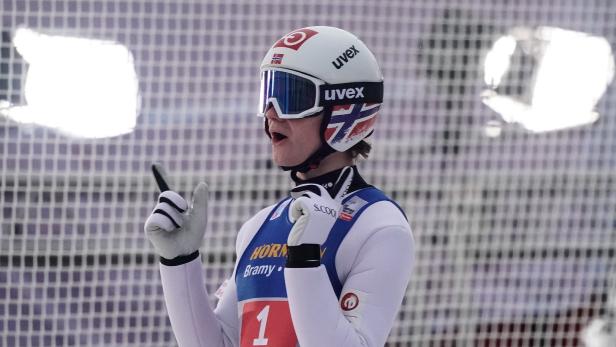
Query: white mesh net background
xmin=1 ymin=0 xmax=615 ymax=346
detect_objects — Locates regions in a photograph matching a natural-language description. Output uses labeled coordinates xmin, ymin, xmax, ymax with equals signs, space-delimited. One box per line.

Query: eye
xmin=272 ymin=132 xmax=287 ymax=141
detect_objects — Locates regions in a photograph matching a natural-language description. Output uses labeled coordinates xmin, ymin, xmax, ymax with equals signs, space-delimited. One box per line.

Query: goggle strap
xmin=319 ymin=81 xmax=383 ymax=106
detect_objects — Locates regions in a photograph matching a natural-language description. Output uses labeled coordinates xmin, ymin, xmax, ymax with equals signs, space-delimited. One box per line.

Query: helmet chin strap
xmin=284 ymin=144 xmax=335 ymax=174
xmin=264 ymin=106 xmax=336 ymax=175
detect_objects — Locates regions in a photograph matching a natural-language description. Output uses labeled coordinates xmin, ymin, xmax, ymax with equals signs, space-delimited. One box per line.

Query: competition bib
xmin=236 ymin=198 xmax=297 ymax=347
xmin=234 ymin=188 xmax=397 ymax=346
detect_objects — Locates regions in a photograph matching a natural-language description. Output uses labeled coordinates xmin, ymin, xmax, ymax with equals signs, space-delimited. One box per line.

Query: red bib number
xmin=240 ymin=300 xmax=297 ymax=347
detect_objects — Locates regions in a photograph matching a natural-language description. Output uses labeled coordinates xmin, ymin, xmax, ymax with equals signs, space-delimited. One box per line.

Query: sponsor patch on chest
xmin=270 ymin=199 xmax=292 ymax=220
xmin=340 ymin=196 xmax=368 ymax=221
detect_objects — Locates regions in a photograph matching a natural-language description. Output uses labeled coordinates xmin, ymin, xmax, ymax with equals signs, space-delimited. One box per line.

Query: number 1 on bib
xmin=240 ymin=300 xmax=297 ymax=347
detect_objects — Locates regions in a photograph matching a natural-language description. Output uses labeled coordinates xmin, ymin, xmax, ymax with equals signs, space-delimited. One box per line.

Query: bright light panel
xmin=1 ymin=28 xmax=140 ymax=138
xmin=482 ymin=26 xmax=614 ymax=133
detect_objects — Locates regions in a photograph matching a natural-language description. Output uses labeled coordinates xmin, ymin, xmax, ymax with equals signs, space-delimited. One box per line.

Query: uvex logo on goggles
xmin=257 ymin=68 xmax=383 ymax=119
xmin=320 ymin=82 xmax=383 ymax=106
xmin=324 ymin=87 xmax=364 ymax=101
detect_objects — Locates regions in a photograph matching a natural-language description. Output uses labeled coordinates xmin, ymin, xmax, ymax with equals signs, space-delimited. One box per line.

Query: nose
xmin=265 ymin=105 xmax=282 ymax=122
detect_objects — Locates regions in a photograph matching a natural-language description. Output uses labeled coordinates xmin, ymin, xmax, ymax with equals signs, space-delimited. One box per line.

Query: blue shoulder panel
xmin=321 ymin=187 xmax=404 ymax=297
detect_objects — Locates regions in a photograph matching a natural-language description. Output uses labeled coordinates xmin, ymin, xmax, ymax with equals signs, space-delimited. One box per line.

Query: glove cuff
xmin=160 ymin=251 xmax=200 ymax=266
xmin=285 ymin=244 xmax=321 ymax=268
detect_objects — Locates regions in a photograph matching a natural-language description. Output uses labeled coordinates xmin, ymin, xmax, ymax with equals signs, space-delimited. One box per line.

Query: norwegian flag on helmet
xmin=324 ymin=103 xmax=380 ymax=152
xmin=271 ymin=53 xmax=284 ymax=64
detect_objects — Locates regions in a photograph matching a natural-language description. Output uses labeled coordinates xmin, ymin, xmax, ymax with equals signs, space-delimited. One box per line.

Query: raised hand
xmin=144 ymin=163 xmax=208 ymax=260
xmin=287 ymin=166 xmax=353 ymax=247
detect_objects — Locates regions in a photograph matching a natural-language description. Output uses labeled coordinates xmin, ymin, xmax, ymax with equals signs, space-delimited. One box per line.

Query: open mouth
xmin=271 ymin=132 xmax=288 ymax=144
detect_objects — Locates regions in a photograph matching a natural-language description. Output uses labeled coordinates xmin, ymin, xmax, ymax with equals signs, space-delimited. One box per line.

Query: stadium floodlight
xmin=581 ymin=318 xmax=616 ymax=347
xmin=0 ymin=27 xmax=140 ymax=138
xmin=482 ymin=26 xmax=614 ymax=133
xmin=581 ymin=275 xmax=616 ymax=347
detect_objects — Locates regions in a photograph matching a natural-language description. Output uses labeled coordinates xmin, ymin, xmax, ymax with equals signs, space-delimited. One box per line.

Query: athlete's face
xmin=265 ymin=106 xmax=322 ymax=167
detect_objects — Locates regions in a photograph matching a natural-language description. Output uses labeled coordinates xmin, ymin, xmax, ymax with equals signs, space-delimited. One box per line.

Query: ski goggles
xmin=257 ymin=68 xmax=384 ymax=119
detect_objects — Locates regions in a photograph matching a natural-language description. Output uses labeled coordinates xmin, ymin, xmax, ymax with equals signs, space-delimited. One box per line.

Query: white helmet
xmin=260 ymin=26 xmax=383 ymax=84
xmin=258 ymin=26 xmax=384 ymax=172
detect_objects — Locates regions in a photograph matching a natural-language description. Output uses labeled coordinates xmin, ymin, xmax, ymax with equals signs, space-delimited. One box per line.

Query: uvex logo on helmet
xmin=273 ymin=28 xmax=319 ymax=51
xmin=324 ymin=87 xmax=365 ymax=101
xmin=332 ymin=45 xmax=360 ymax=69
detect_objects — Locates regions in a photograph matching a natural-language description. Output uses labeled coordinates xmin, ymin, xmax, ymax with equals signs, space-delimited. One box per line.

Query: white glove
xmin=287 ymin=167 xmax=353 ymax=246
xmin=144 ymin=163 xmax=208 ymax=259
